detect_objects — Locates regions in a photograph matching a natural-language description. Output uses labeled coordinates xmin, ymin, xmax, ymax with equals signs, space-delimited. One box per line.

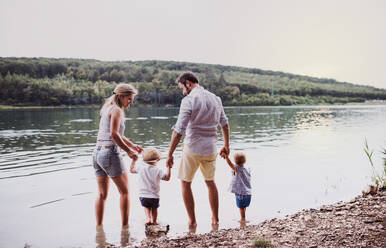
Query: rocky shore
xmin=136 ymin=189 xmax=385 ymax=248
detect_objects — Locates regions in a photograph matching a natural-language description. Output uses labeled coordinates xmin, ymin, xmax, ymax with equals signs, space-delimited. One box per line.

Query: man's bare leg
xmin=181 ymin=180 xmax=197 ymax=228
xmin=205 ymin=180 xmax=219 ymax=225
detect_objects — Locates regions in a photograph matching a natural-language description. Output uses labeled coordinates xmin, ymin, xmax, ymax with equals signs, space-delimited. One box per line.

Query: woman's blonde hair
xmin=234 ymin=152 xmax=246 ymax=166
xmin=100 ymin=83 xmax=137 ymax=116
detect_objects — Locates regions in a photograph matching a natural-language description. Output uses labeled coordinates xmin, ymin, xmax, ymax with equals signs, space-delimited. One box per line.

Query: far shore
xmin=1 ymin=100 xmax=385 ymax=110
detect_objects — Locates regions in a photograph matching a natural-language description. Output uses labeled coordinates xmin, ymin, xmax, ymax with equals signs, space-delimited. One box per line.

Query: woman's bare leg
xmin=95 ymin=175 xmax=109 ymax=226
xmin=111 ymin=173 xmax=130 ymax=226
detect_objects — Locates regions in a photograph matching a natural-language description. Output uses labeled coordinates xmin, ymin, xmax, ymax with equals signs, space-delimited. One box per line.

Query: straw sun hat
xmin=142 ymin=148 xmax=161 ymax=163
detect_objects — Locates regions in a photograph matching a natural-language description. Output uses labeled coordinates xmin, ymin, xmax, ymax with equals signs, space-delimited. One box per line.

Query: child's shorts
xmin=139 ymin=197 xmax=160 ymax=208
xmin=235 ymin=194 xmax=251 ymax=208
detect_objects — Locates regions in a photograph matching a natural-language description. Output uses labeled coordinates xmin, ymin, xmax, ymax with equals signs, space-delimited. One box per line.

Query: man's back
xmin=174 ymin=85 xmax=228 ymax=156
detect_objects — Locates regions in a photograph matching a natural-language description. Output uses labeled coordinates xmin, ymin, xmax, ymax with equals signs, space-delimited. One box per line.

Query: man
xmin=167 ymin=71 xmax=230 ymax=229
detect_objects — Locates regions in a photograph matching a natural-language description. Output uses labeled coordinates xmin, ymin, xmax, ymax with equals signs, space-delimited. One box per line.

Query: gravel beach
xmin=135 ymin=188 xmax=385 ymax=248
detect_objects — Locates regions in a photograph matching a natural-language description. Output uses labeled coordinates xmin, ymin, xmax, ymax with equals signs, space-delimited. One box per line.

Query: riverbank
xmin=136 ymin=188 xmax=385 ymax=248
xmin=1 ymin=100 xmax=385 ymax=110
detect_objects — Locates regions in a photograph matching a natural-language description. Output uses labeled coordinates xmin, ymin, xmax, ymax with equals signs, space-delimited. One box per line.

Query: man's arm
xmin=167 ymin=130 xmax=182 ymax=168
xmin=219 ymin=123 xmax=230 ymax=158
xmin=162 ymin=166 xmax=171 ymax=181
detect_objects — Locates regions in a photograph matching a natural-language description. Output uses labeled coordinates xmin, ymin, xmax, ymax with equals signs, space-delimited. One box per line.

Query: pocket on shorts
xmin=96 ymin=148 xmax=113 ymax=170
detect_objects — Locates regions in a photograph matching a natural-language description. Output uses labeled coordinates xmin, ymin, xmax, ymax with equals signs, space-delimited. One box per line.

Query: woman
xmin=92 ymin=83 xmax=143 ymax=227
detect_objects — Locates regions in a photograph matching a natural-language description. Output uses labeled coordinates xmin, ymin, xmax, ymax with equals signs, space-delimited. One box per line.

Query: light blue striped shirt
xmin=173 ymin=86 xmax=228 ymax=156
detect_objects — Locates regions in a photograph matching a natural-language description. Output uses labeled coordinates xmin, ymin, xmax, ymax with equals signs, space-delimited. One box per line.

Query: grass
xmin=364 ymin=139 xmax=386 ymax=188
xmin=253 ymin=238 xmax=272 ymax=247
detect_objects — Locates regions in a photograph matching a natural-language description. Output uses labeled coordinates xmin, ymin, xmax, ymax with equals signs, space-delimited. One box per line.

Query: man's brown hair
xmin=176 ymin=71 xmax=199 ymax=86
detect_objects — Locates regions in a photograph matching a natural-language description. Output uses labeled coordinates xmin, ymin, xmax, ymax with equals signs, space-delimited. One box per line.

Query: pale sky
xmin=1 ymin=0 xmax=386 ymax=89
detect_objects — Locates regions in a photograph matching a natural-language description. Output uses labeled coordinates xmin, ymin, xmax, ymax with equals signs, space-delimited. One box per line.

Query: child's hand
xmin=219 ymin=150 xmax=228 ymax=159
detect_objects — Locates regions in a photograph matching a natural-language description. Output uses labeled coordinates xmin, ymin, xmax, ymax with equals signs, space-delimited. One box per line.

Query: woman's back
xmin=97 ymin=105 xmax=125 ymax=145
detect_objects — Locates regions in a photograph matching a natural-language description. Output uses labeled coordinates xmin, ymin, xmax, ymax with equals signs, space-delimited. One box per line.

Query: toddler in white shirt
xmin=130 ymin=147 xmax=171 ymax=225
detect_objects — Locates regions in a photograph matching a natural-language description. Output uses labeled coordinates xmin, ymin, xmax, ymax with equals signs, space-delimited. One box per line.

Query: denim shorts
xmin=235 ymin=194 xmax=251 ymax=208
xmin=139 ymin=197 xmax=160 ymax=208
xmin=92 ymin=146 xmax=126 ymax=177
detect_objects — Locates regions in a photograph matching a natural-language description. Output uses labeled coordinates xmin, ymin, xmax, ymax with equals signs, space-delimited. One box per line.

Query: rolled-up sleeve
xmin=172 ymin=97 xmax=192 ymax=135
xmin=218 ymin=97 xmax=228 ymax=127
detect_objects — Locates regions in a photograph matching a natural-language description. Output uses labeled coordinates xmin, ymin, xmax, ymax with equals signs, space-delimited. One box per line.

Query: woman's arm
xmin=122 ymin=136 xmax=143 ymax=153
xmin=109 ymin=108 xmax=138 ymax=160
xmin=225 ymin=156 xmax=237 ymax=174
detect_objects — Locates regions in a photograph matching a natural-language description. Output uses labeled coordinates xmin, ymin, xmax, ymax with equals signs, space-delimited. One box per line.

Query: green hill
xmin=0 ymin=57 xmax=385 ymax=106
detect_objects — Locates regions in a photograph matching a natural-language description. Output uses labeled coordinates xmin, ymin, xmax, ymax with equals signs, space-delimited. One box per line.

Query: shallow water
xmin=0 ymin=105 xmax=385 ymax=247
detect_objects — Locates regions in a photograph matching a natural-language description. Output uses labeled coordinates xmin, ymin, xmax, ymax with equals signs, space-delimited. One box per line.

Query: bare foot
xmin=239 ymin=219 xmax=247 ymax=227
xmin=211 ymin=223 xmax=219 ymax=232
xmin=212 ymin=217 xmax=219 ymax=225
xmin=188 ymin=221 xmax=197 ymax=234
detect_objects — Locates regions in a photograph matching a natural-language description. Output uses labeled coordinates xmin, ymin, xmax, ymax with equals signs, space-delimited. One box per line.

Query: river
xmin=0 ymin=105 xmax=385 ymax=247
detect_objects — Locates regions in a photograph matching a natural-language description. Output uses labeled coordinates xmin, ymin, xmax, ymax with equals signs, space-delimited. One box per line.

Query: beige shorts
xmin=178 ymin=145 xmax=217 ymax=182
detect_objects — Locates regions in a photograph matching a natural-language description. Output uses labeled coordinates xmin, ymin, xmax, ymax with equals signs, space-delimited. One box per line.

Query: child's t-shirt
xmin=229 ymin=165 xmax=251 ymax=195
xmin=132 ymin=162 xmax=166 ymax=198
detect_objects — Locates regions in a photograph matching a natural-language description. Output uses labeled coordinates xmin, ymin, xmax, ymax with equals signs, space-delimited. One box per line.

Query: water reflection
xmin=95 ymin=226 xmax=130 ymax=248
xmin=95 ymin=226 xmax=107 ymax=248
xmin=0 ymin=106 xmax=385 ymax=179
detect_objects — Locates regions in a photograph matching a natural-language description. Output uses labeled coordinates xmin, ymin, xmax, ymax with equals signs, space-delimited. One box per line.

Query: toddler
xmin=225 ymin=152 xmax=251 ymax=222
xmin=130 ymin=147 xmax=171 ymax=225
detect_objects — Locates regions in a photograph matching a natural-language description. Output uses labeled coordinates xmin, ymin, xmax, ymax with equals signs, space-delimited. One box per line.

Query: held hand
xmin=127 ymin=151 xmax=138 ymax=161
xmin=166 ymin=155 xmax=174 ymax=168
xmin=219 ymin=146 xmax=230 ymax=158
xmin=133 ymin=145 xmax=144 ymax=154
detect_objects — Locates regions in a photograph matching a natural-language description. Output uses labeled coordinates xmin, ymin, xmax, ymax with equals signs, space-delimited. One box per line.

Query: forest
xmin=0 ymin=57 xmax=385 ymax=106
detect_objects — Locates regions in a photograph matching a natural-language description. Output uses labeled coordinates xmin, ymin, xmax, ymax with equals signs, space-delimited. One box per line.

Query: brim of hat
xmin=142 ymin=158 xmax=160 ymax=162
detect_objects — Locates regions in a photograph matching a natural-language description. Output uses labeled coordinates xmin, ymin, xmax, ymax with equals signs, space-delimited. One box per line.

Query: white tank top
xmin=96 ymin=105 xmax=125 ymax=145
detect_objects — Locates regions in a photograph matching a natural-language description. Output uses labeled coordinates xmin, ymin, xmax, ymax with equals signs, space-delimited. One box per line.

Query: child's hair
xmin=234 ymin=152 xmax=246 ymax=165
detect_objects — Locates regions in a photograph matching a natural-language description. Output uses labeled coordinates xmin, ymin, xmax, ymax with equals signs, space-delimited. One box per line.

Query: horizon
xmin=1 ymin=0 xmax=386 ymax=89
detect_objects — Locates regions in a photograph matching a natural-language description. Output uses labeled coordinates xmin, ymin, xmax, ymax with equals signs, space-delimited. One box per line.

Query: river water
xmin=0 ymin=105 xmax=385 ymax=247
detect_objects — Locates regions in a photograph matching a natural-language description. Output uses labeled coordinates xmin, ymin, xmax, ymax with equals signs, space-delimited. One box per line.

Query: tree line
xmin=0 ymin=57 xmax=385 ymax=106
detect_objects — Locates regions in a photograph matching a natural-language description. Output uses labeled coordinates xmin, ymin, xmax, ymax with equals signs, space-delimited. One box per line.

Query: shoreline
xmin=136 ymin=189 xmax=385 ymax=248
xmin=1 ymin=101 xmax=385 ymax=110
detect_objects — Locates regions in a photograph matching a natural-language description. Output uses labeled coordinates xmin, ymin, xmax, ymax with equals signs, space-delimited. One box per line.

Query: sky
xmin=1 ymin=0 xmax=386 ymax=89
